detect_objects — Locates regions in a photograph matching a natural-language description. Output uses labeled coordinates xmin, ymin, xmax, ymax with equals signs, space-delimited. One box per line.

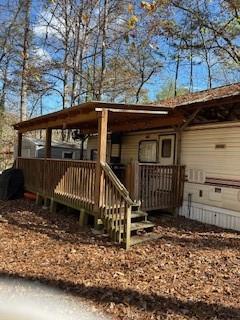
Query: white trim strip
xmin=95 ymin=108 xmax=168 ymax=115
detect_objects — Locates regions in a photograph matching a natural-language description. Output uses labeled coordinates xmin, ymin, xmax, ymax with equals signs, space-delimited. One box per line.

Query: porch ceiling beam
xmin=108 ymin=113 xmax=185 ymax=133
xmin=181 ymin=107 xmax=202 ymax=130
xmin=16 ymin=111 xmax=97 ymax=133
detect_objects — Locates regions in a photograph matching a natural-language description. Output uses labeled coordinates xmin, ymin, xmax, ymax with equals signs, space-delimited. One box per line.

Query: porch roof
xmin=14 ymin=101 xmax=183 ymax=134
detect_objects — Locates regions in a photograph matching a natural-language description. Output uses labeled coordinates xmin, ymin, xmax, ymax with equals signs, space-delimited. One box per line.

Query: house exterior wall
xmin=179 ymin=122 xmax=240 ymax=231
xmin=20 ymin=138 xmax=81 ymax=160
xmin=21 ymin=139 xmax=36 ymax=158
xmin=120 ymin=130 xmax=175 ymax=164
xmin=87 ymin=130 xmax=175 ymax=163
xmin=37 ymin=146 xmax=81 ymax=159
xmin=86 ymin=121 xmax=240 ymax=232
xmin=86 ymin=136 xmax=111 ymax=162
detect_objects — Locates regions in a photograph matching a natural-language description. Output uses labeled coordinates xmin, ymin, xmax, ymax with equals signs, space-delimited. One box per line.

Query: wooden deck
xmin=17 ymin=157 xmax=185 ymax=248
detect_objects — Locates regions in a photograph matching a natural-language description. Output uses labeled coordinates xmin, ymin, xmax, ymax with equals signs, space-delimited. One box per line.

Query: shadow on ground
xmin=0 ymin=271 xmax=239 ymax=320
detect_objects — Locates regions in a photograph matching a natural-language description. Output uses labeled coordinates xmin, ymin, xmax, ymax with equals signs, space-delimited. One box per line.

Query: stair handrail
xmin=101 ymin=161 xmax=134 ymax=206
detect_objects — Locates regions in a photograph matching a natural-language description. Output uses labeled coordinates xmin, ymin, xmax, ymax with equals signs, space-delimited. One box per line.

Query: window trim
xmin=158 ymin=133 xmax=176 ymax=164
xmin=138 ymin=139 xmax=158 ymax=163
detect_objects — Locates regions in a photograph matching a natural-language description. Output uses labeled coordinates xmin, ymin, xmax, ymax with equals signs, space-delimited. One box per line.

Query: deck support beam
xmin=94 ymin=109 xmax=108 ymax=212
xmin=45 ymin=128 xmax=52 ymax=158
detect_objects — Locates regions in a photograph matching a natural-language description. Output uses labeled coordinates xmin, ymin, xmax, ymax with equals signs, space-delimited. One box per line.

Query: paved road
xmin=0 ymin=278 xmax=110 ymax=320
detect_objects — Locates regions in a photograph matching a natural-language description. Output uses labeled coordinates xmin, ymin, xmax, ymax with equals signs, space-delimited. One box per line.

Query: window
xmin=139 ymin=140 xmax=157 ymax=163
xmin=161 ymin=139 xmax=172 ymax=158
xmin=62 ymin=151 xmax=74 ymax=159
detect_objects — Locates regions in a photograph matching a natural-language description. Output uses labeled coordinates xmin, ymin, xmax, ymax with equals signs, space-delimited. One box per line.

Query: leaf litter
xmin=0 ymin=199 xmax=239 ymax=320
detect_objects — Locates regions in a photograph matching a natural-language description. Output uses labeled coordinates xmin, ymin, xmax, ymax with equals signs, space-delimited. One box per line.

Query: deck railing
xmin=17 ymin=157 xmax=134 ymax=248
xmin=99 ymin=163 xmax=134 ymax=248
xmin=17 ymin=158 xmax=96 ymax=212
xmin=138 ymin=164 xmax=185 ymax=211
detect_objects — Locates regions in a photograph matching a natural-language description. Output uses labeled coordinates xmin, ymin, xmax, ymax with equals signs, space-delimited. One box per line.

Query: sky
xmin=2 ymin=0 xmax=239 ymax=115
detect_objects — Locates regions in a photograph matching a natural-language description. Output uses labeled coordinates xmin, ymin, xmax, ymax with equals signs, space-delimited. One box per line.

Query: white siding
xmin=121 ymin=130 xmax=175 ymax=164
xmin=182 ymin=125 xmax=240 ymax=180
xmin=86 ymin=122 xmax=240 ymax=230
xmin=180 ymin=123 xmax=240 ymax=230
xmin=86 ymin=136 xmax=111 ymax=161
xmin=180 ymin=201 xmax=240 ymax=232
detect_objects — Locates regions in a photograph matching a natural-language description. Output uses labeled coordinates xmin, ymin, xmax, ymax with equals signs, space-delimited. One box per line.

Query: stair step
xmin=131 ymin=232 xmax=161 ymax=246
xmin=113 ymin=220 xmax=154 ymax=233
xmin=131 ymin=211 xmax=148 ymax=219
xmin=106 ymin=211 xmax=147 ymax=221
xmin=131 ymin=221 xmax=155 ymax=231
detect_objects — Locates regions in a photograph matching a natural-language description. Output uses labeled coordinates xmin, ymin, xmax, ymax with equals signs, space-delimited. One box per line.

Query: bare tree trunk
xmin=20 ymin=0 xmax=31 ymax=121
xmin=199 ymin=28 xmax=212 ymax=88
xmin=0 ymin=58 xmax=10 ymax=112
xmin=97 ymin=0 xmax=108 ymax=100
xmin=71 ymin=7 xmax=82 ymax=107
xmin=174 ymin=40 xmax=182 ymax=97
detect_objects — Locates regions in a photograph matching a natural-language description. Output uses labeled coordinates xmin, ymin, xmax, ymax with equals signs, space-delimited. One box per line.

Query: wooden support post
xmin=132 ymin=161 xmax=140 ymax=201
xmin=45 ymin=128 xmax=52 ymax=158
xmin=50 ymin=197 xmax=57 ymax=214
xmin=175 ymin=107 xmax=202 ymax=165
xmin=43 ymin=197 xmax=49 ymax=209
xmin=125 ymin=206 xmax=132 ymax=250
xmin=94 ymin=109 xmax=108 ymax=212
xmin=176 ymin=129 xmax=182 ymax=165
xmin=125 ymin=161 xmax=140 ymax=202
xmin=36 ymin=193 xmax=43 ymax=206
xmin=17 ymin=132 xmax=22 ymax=159
xmin=79 ymin=208 xmax=86 ymax=226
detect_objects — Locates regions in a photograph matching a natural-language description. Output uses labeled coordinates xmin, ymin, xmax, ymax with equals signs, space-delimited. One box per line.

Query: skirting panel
xmin=179 ymin=201 xmax=240 ymax=232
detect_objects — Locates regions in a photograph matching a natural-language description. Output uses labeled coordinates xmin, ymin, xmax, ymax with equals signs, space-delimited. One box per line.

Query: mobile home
xmin=86 ymin=83 xmax=240 ymax=231
xmin=13 ymin=82 xmax=240 ymax=248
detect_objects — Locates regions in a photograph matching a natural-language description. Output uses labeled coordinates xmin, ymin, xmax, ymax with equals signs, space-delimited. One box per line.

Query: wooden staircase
xmin=100 ymin=163 xmax=157 ymax=249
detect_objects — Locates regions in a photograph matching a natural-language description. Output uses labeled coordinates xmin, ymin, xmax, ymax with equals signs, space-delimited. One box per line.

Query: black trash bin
xmin=0 ymin=168 xmax=24 ymax=201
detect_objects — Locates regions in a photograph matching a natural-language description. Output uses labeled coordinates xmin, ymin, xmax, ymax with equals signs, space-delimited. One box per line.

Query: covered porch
xmin=14 ymin=101 xmax=185 ymax=248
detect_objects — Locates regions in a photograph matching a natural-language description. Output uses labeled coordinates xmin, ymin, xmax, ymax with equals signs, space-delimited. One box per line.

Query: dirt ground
xmin=0 ymin=199 xmax=239 ymax=320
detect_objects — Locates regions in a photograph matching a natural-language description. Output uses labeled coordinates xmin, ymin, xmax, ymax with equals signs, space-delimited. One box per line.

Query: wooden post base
xmin=36 ymin=193 xmax=43 ymax=206
xmin=94 ymin=216 xmax=103 ymax=230
xmin=42 ymin=197 xmax=50 ymax=210
xmin=50 ymin=198 xmax=57 ymax=214
xmin=79 ymin=208 xmax=87 ymax=227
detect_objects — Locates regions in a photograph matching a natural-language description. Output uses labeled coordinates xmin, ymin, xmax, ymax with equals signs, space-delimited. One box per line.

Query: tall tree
xmin=19 ymin=0 xmax=31 ymax=121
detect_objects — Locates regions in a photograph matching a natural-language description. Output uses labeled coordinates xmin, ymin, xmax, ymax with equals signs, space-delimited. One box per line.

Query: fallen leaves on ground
xmin=0 ymin=199 xmax=239 ymax=320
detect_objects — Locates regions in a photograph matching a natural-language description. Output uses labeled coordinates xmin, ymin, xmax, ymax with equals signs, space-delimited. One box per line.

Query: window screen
xmin=139 ymin=140 xmax=157 ymax=163
xmin=63 ymin=152 xmax=74 ymax=159
xmin=161 ymin=139 xmax=172 ymax=158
